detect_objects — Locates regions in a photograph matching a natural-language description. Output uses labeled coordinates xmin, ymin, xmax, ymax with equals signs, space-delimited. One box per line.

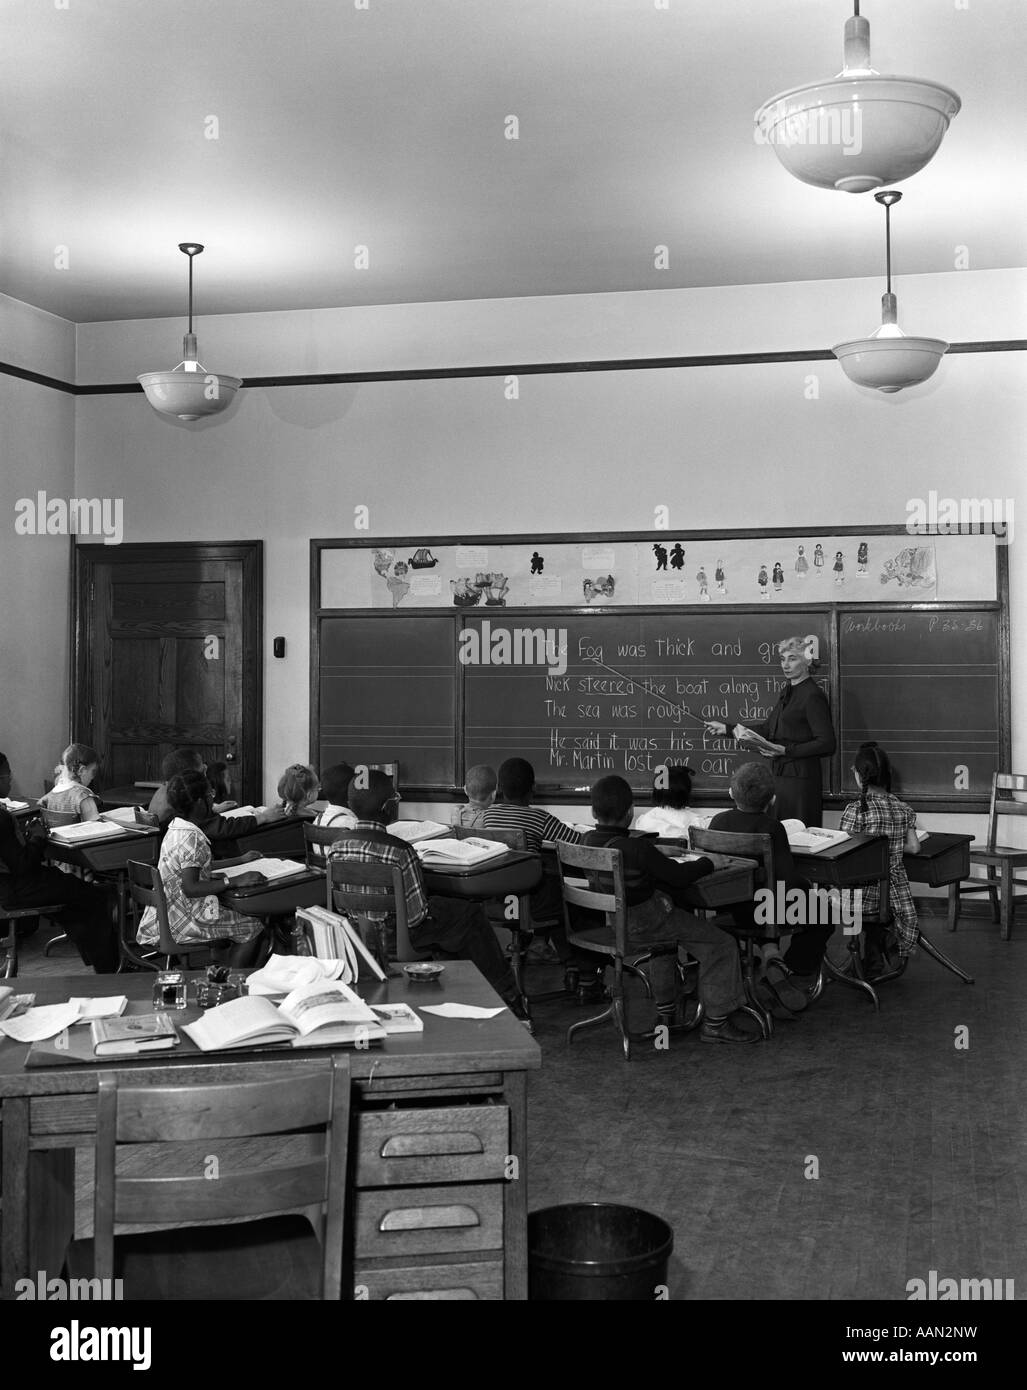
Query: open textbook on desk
xmin=780 ymin=821 xmax=850 ymax=852
xmin=414 ymin=837 xmax=509 ymax=867
xmin=184 ymin=980 xmax=386 ymax=1051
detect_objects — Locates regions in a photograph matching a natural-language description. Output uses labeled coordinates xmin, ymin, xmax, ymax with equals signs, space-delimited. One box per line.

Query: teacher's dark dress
xmin=738 ymin=678 xmax=836 ymax=825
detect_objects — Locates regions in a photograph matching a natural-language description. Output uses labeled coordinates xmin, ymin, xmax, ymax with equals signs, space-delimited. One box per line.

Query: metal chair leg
xmin=823 ymin=950 xmax=880 ymax=1010
xmin=44 ymin=932 xmax=70 ymax=955
xmin=916 ymin=929 xmax=975 ymax=984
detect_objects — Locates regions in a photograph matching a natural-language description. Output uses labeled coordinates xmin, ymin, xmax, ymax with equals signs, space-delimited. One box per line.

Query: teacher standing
xmin=705 ymin=635 xmax=836 ymax=825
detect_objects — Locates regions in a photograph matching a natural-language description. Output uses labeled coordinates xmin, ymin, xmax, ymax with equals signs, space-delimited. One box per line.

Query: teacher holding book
xmin=705 ymin=634 xmax=836 ymax=825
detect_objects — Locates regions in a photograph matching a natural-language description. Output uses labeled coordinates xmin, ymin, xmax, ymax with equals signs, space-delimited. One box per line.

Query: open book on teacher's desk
xmin=414 ymin=836 xmax=509 ymax=867
xmin=780 ymin=821 xmax=850 ymax=853
xmin=183 ymin=980 xmax=386 ymax=1051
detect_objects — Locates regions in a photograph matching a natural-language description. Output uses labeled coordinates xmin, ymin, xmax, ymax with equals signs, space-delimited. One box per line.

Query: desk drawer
xmin=354 ymin=1183 xmax=503 ymax=1259
xmin=355 ymin=1105 xmax=509 ymax=1186
xmin=354 ymin=1260 xmax=504 ymax=1301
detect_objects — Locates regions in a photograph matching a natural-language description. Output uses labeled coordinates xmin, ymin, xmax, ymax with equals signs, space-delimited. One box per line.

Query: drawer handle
xmin=380 ymin=1132 xmax=485 ymax=1159
xmin=379 ymin=1204 xmax=482 ymax=1233
xmin=386 ymin=1289 xmax=479 ymax=1300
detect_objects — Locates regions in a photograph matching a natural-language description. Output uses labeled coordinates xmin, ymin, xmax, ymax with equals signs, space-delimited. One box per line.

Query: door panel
xmin=74 ymin=543 xmax=262 ymax=805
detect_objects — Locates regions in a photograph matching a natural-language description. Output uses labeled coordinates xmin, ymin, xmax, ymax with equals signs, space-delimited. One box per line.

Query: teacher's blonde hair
xmin=777 ymin=634 xmax=818 ymax=669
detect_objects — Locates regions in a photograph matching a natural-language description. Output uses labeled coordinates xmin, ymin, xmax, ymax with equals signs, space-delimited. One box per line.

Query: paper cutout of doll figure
xmin=670 ymin=543 xmax=685 ymax=571
xmin=715 ymin=559 xmax=726 ymax=594
xmin=696 ymin=566 xmax=710 ymax=602
xmin=834 ymin=550 xmax=845 ymax=586
xmin=653 ymin=543 xmax=668 ymax=571
xmin=386 ymin=561 xmax=410 ymax=608
xmin=813 ymin=543 xmax=825 ymax=575
xmin=795 ymin=545 xmax=809 ymax=577
xmin=482 ymin=572 xmax=509 ymax=606
xmin=857 ymin=541 xmax=868 ymax=573
xmin=772 ymin=562 xmax=784 ymax=592
xmin=758 ymin=564 xmax=769 ymax=600
xmin=530 ymin=551 xmax=544 ymax=575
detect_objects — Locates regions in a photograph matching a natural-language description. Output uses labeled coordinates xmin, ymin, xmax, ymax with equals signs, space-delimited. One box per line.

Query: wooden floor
xmin=12 ymin=908 xmax=1026 ymax=1301
xmin=523 ymin=909 xmax=1026 ymax=1301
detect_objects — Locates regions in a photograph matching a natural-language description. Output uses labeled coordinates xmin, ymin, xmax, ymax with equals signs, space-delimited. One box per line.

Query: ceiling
xmin=1 ymin=0 xmax=1024 ymax=324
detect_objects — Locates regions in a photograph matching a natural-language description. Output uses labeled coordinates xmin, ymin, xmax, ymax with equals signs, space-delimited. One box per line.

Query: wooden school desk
xmin=43 ymin=827 xmax=161 ymax=962
xmin=233 ymin=814 xmax=311 ymax=860
xmin=0 ymin=962 xmax=541 ymax=1301
xmin=789 ymin=833 xmax=890 ymax=905
xmin=902 ymin=833 xmax=974 ymax=932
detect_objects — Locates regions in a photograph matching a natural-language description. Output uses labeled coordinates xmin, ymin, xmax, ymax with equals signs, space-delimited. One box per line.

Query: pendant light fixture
xmin=138 ymin=244 xmax=242 ymax=421
xmin=832 ymin=190 xmax=948 ymax=393
xmin=755 ymin=2 xmax=960 ymax=194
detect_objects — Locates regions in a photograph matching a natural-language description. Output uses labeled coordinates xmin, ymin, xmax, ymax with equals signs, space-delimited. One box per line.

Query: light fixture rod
xmin=178 ymin=242 xmax=204 ymax=336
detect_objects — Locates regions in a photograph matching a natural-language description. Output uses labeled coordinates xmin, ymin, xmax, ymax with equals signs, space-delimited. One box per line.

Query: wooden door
xmin=73 ymin=542 xmax=263 ymax=804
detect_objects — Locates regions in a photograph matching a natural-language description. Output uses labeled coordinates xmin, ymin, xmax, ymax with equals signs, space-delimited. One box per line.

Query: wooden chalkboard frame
xmin=310 ymin=527 xmax=1009 ymax=812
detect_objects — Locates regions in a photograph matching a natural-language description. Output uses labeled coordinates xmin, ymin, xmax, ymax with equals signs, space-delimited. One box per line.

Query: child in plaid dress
xmin=839 ymin=743 xmax=921 ymax=962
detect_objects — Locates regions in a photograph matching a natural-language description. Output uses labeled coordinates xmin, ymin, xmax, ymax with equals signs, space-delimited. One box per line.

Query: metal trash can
xmin=528 ymin=1203 xmax=673 ymax=1300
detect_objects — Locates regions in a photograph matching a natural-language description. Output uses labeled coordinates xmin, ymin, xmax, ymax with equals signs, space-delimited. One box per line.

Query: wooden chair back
xmin=326 ymin=853 xmax=418 ymax=961
xmin=554 ymin=840 xmax=630 ymax=958
xmin=125 ymin=858 xmax=181 ymax=964
xmin=987 ymin=772 xmax=1027 ymax=851
xmin=92 ymin=1056 xmax=351 ymax=1298
xmin=303 ymin=821 xmax=351 ymax=868
xmin=40 ymin=808 xmax=79 ymax=830
xmin=688 ymin=828 xmax=775 ymax=891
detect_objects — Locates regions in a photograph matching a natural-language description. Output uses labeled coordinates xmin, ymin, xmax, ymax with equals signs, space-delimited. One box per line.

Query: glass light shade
xmin=756 ymin=75 xmax=960 ymax=193
xmin=137 ymin=362 xmax=242 ymax=421
xmin=832 ymin=326 xmax=949 ymax=393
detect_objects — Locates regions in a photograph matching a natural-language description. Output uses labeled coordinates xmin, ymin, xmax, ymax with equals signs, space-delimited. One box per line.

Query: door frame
xmin=72 ymin=541 xmax=264 ymax=804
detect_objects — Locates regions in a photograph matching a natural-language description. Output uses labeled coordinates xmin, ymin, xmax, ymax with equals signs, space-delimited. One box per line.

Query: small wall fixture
xmin=755 ymin=2 xmax=960 ymax=194
xmin=138 ymin=244 xmax=242 ymax=421
xmin=832 ymin=190 xmax=948 ymax=393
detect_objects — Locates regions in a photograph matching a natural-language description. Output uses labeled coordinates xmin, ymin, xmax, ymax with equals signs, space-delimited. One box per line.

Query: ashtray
xmin=403 ymin=963 xmax=445 ymax=982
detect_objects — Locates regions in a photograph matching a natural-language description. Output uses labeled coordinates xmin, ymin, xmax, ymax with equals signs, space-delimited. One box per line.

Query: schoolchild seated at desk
xmin=482 ymin=757 xmax=589 ymax=992
xmin=839 ymin=742 xmax=921 ymax=976
xmin=328 ymin=771 xmax=530 ymax=1023
xmin=136 ymin=770 xmax=269 ymax=967
xmin=0 ymin=751 xmax=117 ymax=972
xmin=633 ymin=764 xmax=710 ymax=839
xmin=584 ymin=775 xmax=754 ymax=1043
xmin=709 ymin=761 xmax=829 ymax=1009
xmin=206 ymin=759 xmax=236 ymax=813
xmin=454 ymin=763 xmax=497 ymax=830
xmin=313 ymin=762 xmax=358 ymax=840
xmin=39 ymin=742 xmax=102 ymax=822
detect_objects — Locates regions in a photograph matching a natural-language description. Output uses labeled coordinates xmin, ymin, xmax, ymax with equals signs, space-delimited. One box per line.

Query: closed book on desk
xmin=414 ymin=837 xmax=509 ymax=867
xmin=184 ymin=981 xmax=386 ymax=1052
xmin=369 ymin=1003 xmax=424 ymax=1034
xmin=91 ymin=1011 xmax=180 ymax=1056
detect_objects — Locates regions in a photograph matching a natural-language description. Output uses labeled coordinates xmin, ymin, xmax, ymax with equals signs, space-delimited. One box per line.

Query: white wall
xmin=0 ymin=294 xmax=77 ymax=795
xmin=70 ymin=271 xmax=1026 ymax=844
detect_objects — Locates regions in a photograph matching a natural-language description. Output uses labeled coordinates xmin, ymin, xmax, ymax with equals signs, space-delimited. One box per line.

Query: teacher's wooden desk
xmin=0 ymin=962 xmax=540 ymax=1301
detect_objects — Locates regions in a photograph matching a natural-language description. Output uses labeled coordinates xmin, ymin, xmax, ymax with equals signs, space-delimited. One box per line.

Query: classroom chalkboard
xmin=318 ymin=616 xmax=456 ymax=786
xmin=838 ymin=609 xmax=1001 ymax=800
xmin=313 ymin=602 xmax=1006 ymax=805
xmin=464 ymin=611 xmax=832 ymax=794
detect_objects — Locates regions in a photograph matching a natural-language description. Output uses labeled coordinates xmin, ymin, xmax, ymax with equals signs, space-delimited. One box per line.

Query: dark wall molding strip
xmin=2 ymin=339 xmax=1024 ymax=396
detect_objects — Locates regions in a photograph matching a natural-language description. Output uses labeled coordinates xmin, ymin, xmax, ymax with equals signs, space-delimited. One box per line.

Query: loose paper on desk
xmin=0 ymin=1002 xmax=81 ymax=1042
xmin=420 ymin=1003 xmax=506 ymax=1020
xmin=246 ymin=955 xmax=345 ymax=995
xmin=70 ymin=995 xmax=128 ymax=1022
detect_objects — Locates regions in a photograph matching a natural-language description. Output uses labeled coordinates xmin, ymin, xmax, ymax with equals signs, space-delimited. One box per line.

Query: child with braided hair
xmin=839 ymin=742 xmax=921 ymax=975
